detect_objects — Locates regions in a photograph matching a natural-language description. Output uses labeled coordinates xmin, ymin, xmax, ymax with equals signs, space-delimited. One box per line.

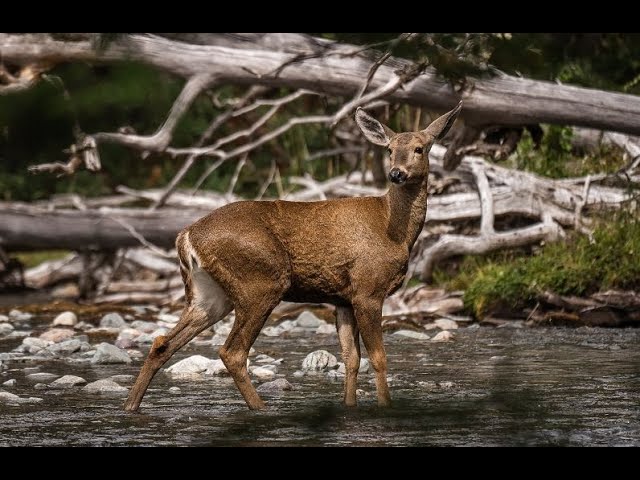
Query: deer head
xmin=355 ymin=102 xmax=462 ymax=185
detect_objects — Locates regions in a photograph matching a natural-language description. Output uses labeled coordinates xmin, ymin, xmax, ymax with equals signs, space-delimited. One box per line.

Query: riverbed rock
xmin=50 ymin=375 xmax=87 ymax=388
xmin=39 ymin=328 xmax=75 ymax=343
xmin=135 ymin=328 xmax=167 ymax=345
xmin=83 ymin=379 xmax=128 ymax=394
xmin=131 ymin=320 xmax=159 ymax=333
xmin=302 ymin=350 xmax=338 ymax=372
xmin=315 ymin=323 xmax=335 ymax=335
xmin=393 ymin=330 xmax=430 ymax=340
xmin=100 ymin=312 xmax=127 ymax=329
xmin=0 ymin=390 xmax=43 ymax=404
xmin=169 ymin=386 xmax=181 ymax=394
xmin=52 ymin=311 xmax=78 ymax=327
xmin=0 ymin=314 xmax=9 ymax=323
xmin=19 ymin=337 xmax=52 ymax=354
xmin=165 ymin=355 xmax=217 ymax=377
xmin=157 ymin=313 xmax=180 ymax=324
xmin=26 ymin=372 xmax=59 ymax=383
xmin=109 ymin=374 xmax=135 ymax=385
xmin=2 ymin=379 xmax=16 ymax=387
xmin=251 ymin=366 xmax=276 ymax=380
xmin=91 ymin=343 xmax=132 ymax=364
xmin=257 ymin=378 xmax=293 ymax=393
xmin=262 ymin=326 xmax=284 ymax=337
xmin=296 ymin=311 xmax=323 ymax=328
xmin=434 ymin=318 xmax=459 ymax=330
xmin=0 ymin=323 xmax=14 ymax=336
xmin=337 ymin=358 xmax=370 ymax=374
xmin=9 ymin=309 xmax=32 ymax=322
xmin=46 ymin=339 xmax=88 ymax=356
xmin=431 ymin=330 xmax=455 ymax=342
xmin=115 ymin=328 xmax=142 ymax=349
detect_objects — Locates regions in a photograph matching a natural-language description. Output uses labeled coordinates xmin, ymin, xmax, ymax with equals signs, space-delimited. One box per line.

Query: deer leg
xmin=124 ymin=265 xmax=232 ymax=412
xmin=219 ymin=294 xmax=283 ymax=410
xmin=353 ymin=298 xmax=391 ymax=407
xmin=336 ymin=305 xmax=361 ymax=407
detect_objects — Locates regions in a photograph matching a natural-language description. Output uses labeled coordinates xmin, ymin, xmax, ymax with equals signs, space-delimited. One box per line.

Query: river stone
xmin=91 ymin=343 xmax=132 ymax=364
xmin=302 ymin=350 xmax=338 ymax=372
xmin=431 ymin=330 xmax=455 ymax=342
xmin=9 ymin=309 xmax=32 ymax=321
xmin=337 ymin=358 xmax=370 ymax=374
xmin=50 ymin=375 xmax=87 ymax=388
xmin=46 ymin=339 xmax=87 ymax=356
xmin=165 ymin=355 xmax=217 ymax=377
xmin=131 ymin=320 xmax=159 ymax=333
xmin=204 ymin=359 xmax=229 ymax=376
xmin=251 ymin=366 xmax=276 ymax=380
xmin=39 ymin=328 xmax=75 ymax=343
xmin=52 ymin=311 xmax=78 ymax=327
xmin=315 ymin=323 xmax=335 ymax=335
xmin=83 ymin=379 xmax=128 ymax=394
xmin=0 ymin=314 xmax=9 ymax=323
xmin=0 ymin=391 xmax=42 ymax=404
xmin=169 ymin=386 xmax=181 ymax=394
xmin=257 ymin=378 xmax=293 ymax=393
xmin=296 ymin=311 xmax=324 ymax=328
xmin=157 ymin=313 xmax=180 ymax=324
xmin=2 ymin=379 xmax=16 ymax=387
xmin=26 ymin=372 xmax=59 ymax=383
xmin=434 ymin=318 xmax=459 ymax=330
xmin=100 ymin=312 xmax=127 ymax=329
xmin=262 ymin=326 xmax=284 ymax=337
xmin=0 ymin=323 xmax=14 ymax=336
xmin=393 ymin=330 xmax=430 ymax=340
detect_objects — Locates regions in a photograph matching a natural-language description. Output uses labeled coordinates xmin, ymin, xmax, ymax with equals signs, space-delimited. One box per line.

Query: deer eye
xmin=388 ymin=148 xmax=393 ymax=155
xmin=415 ymin=147 xmax=423 ymax=154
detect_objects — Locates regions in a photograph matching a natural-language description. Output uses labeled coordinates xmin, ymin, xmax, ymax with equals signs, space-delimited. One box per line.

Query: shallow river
xmin=1 ymin=322 xmax=639 ymax=446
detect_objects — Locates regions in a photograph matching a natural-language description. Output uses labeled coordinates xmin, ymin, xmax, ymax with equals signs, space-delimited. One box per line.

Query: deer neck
xmin=383 ymin=177 xmax=429 ymax=247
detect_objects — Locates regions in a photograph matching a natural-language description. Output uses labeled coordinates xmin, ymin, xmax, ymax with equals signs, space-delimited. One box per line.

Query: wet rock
xmin=157 ymin=313 xmax=180 ymax=324
xmin=466 ymin=323 xmax=480 ymax=330
xmin=39 ymin=328 xmax=75 ymax=343
xmin=115 ymin=328 xmax=142 ymax=349
xmin=91 ymin=343 xmax=132 ymax=364
xmin=337 ymin=358 xmax=370 ymax=374
xmin=257 ymin=378 xmax=293 ymax=393
xmin=131 ymin=320 xmax=159 ymax=333
xmin=262 ymin=326 xmax=284 ymax=337
xmin=393 ymin=330 xmax=430 ymax=340
xmin=293 ymin=370 xmax=305 ymax=378
xmin=204 ymin=359 xmax=229 ymax=376
xmin=83 ymin=379 xmax=128 ymax=394
xmin=0 ymin=391 xmax=43 ymax=404
xmin=327 ymin=370 xmax=343 ymax=380
xmin=356 ymin=389 xmax=368 ymax=397
xmin=135 ymin=328 xmax=167 ymax=345
xmin=165 ymin=355 xmax=217 ymax=377
xmin=418 ymin=380 xmax=456 ymax=390
xmin=169 ymin=386 xmax=181 ymax=394
xmin=52 ymin=311 xmax=78 ymax=327
xmin=34 ymin=383 xmax=48 ymax=390
xmin=9 ymin=309 xmax=32 ymax=322
xmin=50 ymin=375 xmax=87 ymax=388
xmin=51 ymin=283 xmax=80 ymax=299
xmin=110 ymin=374 xmax=135 ymax=385
xmin=0 ymin=314 xmax=9 ymax=323
xmin=0 ymin=323 xmax=14 ymax=336
xmin=257 ymin=364 xmax=278 ymax=374
xmin=315 ymin=323 xmax=336 ymax=335
xmin=210 ymin=333 xmax=227 ymax=345
xmin=431 ymin=331 xmax=455 ymax=342
xmin=20 ymin=337 xmax=53 ymax=354
xmin=100 ymin=312 xmax=127 ymax=329
xmin=434 ymin=318 xmax=458 ymax=330
xmin=296 ymin=311 xmax=323 ymax=328
xmin=3 ymin=379 xmax=16 ymax=387
xmin=251 ymin=366 xmax=276 ymax=380
xmin=26 ymin=372 xmax=59 ymax=383
xmin=126 ymin=349 xmax=144 ymax=360
xmin=278 ymin=320 xmax=297 ymax=332
xmin=46 ymin=339 xmax=87 ymax=356
xmin=254 ymin=354 xmax=275 ymax=364
xmin=302 ymin=350 xmax=338 ymax=372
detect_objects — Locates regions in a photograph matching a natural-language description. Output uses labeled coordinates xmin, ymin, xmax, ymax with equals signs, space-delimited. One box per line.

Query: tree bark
xmin=3 ymin=33 xmax=640 ymax=134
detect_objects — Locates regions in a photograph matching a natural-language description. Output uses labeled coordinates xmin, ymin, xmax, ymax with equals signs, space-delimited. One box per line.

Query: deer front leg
xmin=352 ymin=297 xmax=391 ymax=407
xmin=336 ymin=306 xmax=361 ymax=407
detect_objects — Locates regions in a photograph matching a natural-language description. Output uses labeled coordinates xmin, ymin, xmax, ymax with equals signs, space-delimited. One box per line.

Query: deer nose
xmin=388 ymin=168 xmax=408 ymax=184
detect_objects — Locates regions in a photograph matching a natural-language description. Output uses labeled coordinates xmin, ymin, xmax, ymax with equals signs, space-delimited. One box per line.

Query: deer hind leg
xmin=124 ymin=258 xmax=232 ymax=412
xmin=352 ymin=297 xmax=391 ymax=407
xmin=336 ymin=306 xmax=361 ymax=407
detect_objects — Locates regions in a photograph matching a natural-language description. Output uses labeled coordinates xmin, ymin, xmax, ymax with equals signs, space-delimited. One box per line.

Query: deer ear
xmin=355 ymin=107 xmax=395 ymax=146
xmin=423 ymin=101 xmax=463 ymax=140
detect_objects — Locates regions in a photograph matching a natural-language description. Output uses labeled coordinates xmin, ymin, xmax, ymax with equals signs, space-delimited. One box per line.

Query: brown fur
xmin=124 ymin=102 xmax=462 ymax=412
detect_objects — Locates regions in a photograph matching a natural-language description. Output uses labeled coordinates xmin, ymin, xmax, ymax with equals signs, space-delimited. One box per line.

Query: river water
xmin=1 ymin=322 xmax=639 ymax=446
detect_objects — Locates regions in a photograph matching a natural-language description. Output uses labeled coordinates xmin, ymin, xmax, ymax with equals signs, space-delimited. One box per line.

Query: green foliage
xmin=452 ymin=214 xmax=640 ymax=318
xmin=15 ymin=250 xmax=71 ymax=268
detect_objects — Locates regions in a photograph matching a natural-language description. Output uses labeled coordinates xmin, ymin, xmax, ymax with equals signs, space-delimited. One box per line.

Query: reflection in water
xmin=1 ymin=325 xmax=639 ymax=446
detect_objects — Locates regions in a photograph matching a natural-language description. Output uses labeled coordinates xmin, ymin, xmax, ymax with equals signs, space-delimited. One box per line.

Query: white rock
xmin=254 ymin=354 xmax=275 ymax=363
xmin=131 ymin=320 xmax=158 ymax=333
xmin=0 ymin=314 xmax=9 ymax=323
xmin=262 ymin=326 xmax=283 ymax=337
xmin=2 ymin=379 xmax=16 ymax=387
xmin=296 ymin=311 xmax=323 ymax=328
xmin=83 ymin=379 xmax=128 ymax=394
xmin=434 ymin=318 xmax=458 ymax=330
xmin=157 ymin=313 xmax=180 ymax=324
xmin=393 ymin=330 xmax=430 ymax=340
xmin=109 ymin=374 xmax=135 ymax=384
xmin=327 ymin=370 xmax=343 ymax=380
xmin=22 ymin=337 xmax=52 ymax=349
xmin=46 ymin=339 xmax=87 ymax=356
xmin=50 ymin=375 xmax=86 ymax=388
xmin=0 ymin=391 xmax=42 ymax=404
xmin=39 ymin=328 xmax=75 ymax=343
xmin=257 ymin=378 xmax=293 ymax=393
xmin=169 ymin=386 xmax=181 ymax=394
xmin=210 ymin=333 xmax=228 ymax=345
xmin=315 ymin=323 xmax=335 ymax=335
xmin=91 ymin=343 xmax=132 ymax=364
xmin=100 ymin=312 xmax=126 ymax=329
xmin=0 ymin=323 xmax=14 ymax=336
xmin=302 ymin=350 xmax=338 ymax=372
xmin=293 ymin=370 xmax=305 ymax=378
xmin=9 ymin=309 xmax=32 ymax=321
xmin=431 ymin=330 xmax=455 ymax=342
xmin=165 ymin=355 xmax=216 ymax=377
xmin=52 ymin=311 xmax=78 ymax=327
xmin=26 ymin=372 xmax=59 ymax=383
xmin=277 ymin=320 xmax=297 ymax=332
xmin=251 ymin=366 xmax=276 ymax=380
xmin=204 ymin=359 xmax=229 ymax=376
xmin=337 ymin=358 xmax=370 ymax=374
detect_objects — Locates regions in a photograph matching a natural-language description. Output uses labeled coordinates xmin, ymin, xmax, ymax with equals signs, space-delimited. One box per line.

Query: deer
xmin=124 ymin=102 xmax=462 ymax=412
